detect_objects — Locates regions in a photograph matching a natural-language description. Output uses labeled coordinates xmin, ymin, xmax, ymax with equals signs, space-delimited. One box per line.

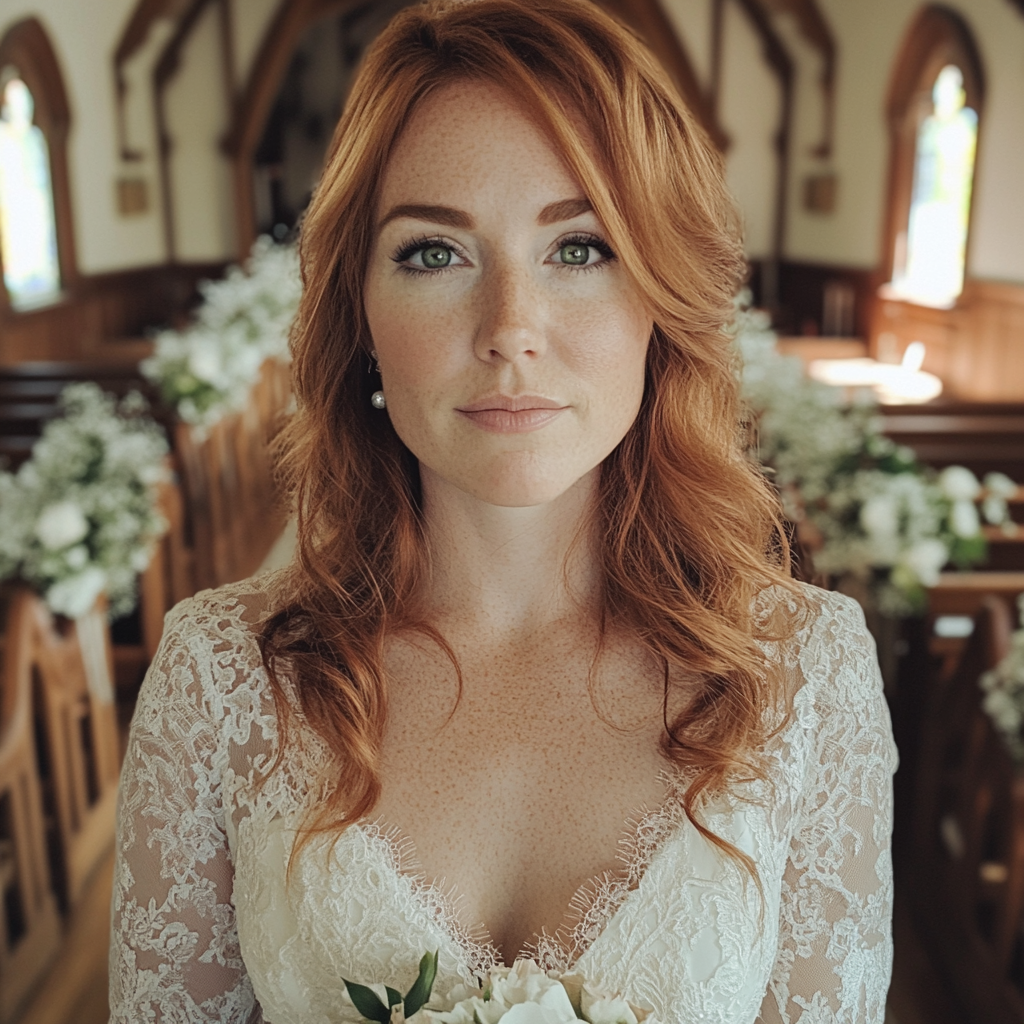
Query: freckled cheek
xmin=556 ymin=300 xmax=651 ymax=406
xmin=367 ymin=289 xmax=473 ymax=388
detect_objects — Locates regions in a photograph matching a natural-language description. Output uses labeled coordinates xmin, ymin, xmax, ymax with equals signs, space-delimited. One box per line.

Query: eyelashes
xmin=389 ymin=232 xmax=617 ymax=275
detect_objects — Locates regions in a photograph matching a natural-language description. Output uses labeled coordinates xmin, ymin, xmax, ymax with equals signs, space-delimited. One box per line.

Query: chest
xmin=372 ymin=631 xmax=684 ymax=959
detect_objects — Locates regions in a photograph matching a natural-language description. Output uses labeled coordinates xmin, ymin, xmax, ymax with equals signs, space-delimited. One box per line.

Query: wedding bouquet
xmin=141 ymin=235 xmax=300 ymax=430
xmin=345 ymin=954 xmax=650 ymax=1024
xmin=0 ymin=383 xmax=169 ymax=619
xmin=979 ymin=594 xmax=1024 ymax=760
xmin=732 ymin=298 xmax=1016 ymax=615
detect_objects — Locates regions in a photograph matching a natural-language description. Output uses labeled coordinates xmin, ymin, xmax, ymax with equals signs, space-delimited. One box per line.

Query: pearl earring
xmin=371 ymin=390 xmax=387 ymax=410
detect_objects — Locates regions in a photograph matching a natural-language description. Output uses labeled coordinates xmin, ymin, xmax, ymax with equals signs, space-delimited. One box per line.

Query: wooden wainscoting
xmin=871 ymin=279 xmax=1024 ymax=402
xmin=0 ymin=262 xmax=226 ymax=366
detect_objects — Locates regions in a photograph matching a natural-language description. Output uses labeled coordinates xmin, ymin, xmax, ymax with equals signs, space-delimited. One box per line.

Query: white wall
xmin=718 ymin=1 xmax=781 ymax=260
xmin=232 ymin=0 xmax=280 ymax=89
xmin=163 ymin=1 xmax=234 ymax=261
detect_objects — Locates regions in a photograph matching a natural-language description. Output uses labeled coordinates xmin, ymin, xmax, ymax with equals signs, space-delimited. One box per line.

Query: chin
xmin=460 ymin=459 xmax=596 ymax=509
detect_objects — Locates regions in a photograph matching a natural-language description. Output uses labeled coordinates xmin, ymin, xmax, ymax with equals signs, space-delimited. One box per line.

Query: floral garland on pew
xmin=980 ymin=594 xmax=1024 ymax=760
xmin=731 ymin=298 xmax=1017 ymax=615
xmin=141 ymin=236 xmax=301 ymax=431
xmin=0 ymin=383 xmax=169 ymax=620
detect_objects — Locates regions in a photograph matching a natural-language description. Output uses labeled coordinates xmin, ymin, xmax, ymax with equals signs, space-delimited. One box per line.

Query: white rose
xmin=45 ymin=566 xmax=106 ymax=619
xmin=950 ymin=498 xmax=981 ymax=539
xmin=939 ymin=466 xmax=981 ymax=502
xmin=900 ymin=538 xmax=949 ymax=587
xmin=581 ymin=984 xmax=639 ymax=1024
xmin=36 ymin=500 xmax=89 ymax=550
xmin=860 ymin=494 xmax=899 ymax=541
xmin=984 ymin=472 xmax=1018 ymax=499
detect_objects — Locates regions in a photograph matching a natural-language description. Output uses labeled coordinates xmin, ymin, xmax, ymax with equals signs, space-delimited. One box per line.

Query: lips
xmin=457 ymin=394 xmax=568 ymax=433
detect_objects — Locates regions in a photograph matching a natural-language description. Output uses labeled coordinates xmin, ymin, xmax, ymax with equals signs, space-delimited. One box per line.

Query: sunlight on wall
xmin=0 ymin=75 xmax=60 ymax=308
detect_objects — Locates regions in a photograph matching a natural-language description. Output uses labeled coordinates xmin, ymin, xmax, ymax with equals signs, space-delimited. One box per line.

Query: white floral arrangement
xmin=732 ymin=299 xmax=1017 ymax=615
xmin=345 ymin=954 xmax=650 ymax=1024
xmin=0 ymin=383 xmax=169 ymax=619
xmin=141 ymin=236 xmax=300 ymax=430
xmin=980 ymin=594 xmax=1024 ymax=761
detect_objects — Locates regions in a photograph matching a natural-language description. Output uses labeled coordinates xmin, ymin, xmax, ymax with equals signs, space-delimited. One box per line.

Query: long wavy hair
xmin=261 ymin=0 xmax=801 ymax=869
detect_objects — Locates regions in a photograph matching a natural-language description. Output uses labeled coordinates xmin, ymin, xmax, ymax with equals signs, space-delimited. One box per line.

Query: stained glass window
xmin=0 ymin=73 xmax=61 ymax=309
xmin=892 ymin=65 xmax=978 ymax=308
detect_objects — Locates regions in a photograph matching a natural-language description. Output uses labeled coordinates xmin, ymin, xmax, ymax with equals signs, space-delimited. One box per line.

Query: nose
xmin=473 ymin=260 xmax=546 ymax=364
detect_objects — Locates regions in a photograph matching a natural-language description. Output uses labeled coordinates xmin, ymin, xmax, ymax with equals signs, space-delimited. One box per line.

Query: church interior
xmin=0 ymin=0 xmax=1023 ymax=1021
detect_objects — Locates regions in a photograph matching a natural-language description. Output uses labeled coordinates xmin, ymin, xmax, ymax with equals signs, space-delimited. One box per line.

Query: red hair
xmin=261 ymin=0 xmax=801 ymax=870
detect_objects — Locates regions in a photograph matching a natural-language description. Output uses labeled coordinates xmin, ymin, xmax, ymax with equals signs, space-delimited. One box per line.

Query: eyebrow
xmin=537 ymin=197 xmax=593 ymax=225
xmin=377 ymin=196 xmax=594 ymax=231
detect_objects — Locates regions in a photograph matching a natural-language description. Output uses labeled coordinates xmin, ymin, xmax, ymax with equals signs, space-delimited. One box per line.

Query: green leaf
xmin=386 ymin=986 xmax=404 ymax=1009
xmin=343 ymin=979 xmax=391 ymax=1023
xmin=403 ymin=950 xmax=439 ymax=1017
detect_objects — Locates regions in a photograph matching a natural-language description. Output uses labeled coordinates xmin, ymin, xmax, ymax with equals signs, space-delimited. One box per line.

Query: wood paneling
xmin=871 ymin=280 xmax=1024 ymax=402
xmin=0 ymin=262 xmax=225 ymax=366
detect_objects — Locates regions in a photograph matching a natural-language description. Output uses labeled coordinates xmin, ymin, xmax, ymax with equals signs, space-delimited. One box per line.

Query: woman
xmin=109 ymin=1 xmax=897 ymax=1021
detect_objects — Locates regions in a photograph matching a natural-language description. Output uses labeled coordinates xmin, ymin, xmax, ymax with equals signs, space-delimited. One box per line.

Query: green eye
xmin=421 ymin=245 xmax=452 ymax=268
xmin=559 ymin=243 xmax=590 ymax=265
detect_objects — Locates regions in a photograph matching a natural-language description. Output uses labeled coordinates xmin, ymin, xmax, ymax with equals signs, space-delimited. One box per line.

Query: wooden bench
xmin=912 ymin=595 xmax=1020 ymax=1024
xmin=0 ymin=594 xmax=62 ymax=1024
xmin=16 ymin=590 xmax=121 ymax=912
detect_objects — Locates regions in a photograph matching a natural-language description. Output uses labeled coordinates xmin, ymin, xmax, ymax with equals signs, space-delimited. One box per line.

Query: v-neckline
xmin=353 ymin=771 xmax=691 ymax=975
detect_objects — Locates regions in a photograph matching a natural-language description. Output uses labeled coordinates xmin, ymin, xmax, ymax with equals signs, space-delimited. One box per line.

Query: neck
xmin=418 ymin=466 xmax=601 ymax=637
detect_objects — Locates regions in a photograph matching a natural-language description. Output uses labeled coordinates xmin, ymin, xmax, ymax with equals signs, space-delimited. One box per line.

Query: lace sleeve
xmin=759 ymin=593 xmax=898 ymax=1024
xmin=108 ymin=599 xmax=263 ymax=1023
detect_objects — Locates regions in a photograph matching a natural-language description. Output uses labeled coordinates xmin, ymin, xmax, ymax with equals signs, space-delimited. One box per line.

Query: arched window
xmin=0 ymin=74 xmax=60 ymax=307
xmin=0 ymin=18 xmax=75 ymax=314
xmin=882 ymin=7 xmax=983 ymax=310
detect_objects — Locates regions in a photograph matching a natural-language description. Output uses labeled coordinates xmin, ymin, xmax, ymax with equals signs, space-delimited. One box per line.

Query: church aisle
xmin=14 ymin=847 xmax=113 ymax=1024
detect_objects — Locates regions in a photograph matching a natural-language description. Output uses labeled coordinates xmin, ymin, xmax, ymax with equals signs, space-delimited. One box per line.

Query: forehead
xmin=378 ymin=79 xmax=584 ymax=210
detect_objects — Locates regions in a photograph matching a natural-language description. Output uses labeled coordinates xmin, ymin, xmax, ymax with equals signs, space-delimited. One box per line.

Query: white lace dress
xmin=108 ymin=577 xmax=897 ymax=1024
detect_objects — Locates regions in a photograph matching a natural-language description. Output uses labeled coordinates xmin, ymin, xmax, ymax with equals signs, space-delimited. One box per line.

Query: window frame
xmin=0 ymin=17 xmax=76 ymax=317
xmin=881 ymin=5 xmax=984 ymax=304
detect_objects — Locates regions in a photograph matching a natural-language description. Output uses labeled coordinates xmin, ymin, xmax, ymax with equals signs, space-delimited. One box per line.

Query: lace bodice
xmin=108 ymin=577 xmax=896 ymax=1024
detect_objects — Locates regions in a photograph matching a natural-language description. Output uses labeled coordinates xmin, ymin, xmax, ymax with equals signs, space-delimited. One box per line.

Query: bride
xmin=108 ymin=0 xmax=896 ymax=1021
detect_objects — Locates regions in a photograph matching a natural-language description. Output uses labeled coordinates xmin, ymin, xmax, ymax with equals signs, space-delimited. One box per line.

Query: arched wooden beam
xmin=151 ymin=0 xmax=235 ymax=261
xmin=112 ymin=0 xmax=195 ymax=161
xmin=710 ymin=0 xmax=793 ymax=302
xmin=225 ymin=0 xmax=727 ymax=254
xmin=0 ymin=17 xmax=78 ymax=304
xmin=880 ymin=4 xmax=985 ymax=284
xmin=752 ymin=0 xmax=835 ymax=158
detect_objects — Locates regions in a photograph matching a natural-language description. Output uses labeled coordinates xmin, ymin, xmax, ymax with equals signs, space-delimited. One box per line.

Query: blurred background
xmin=1 ymin=1 xmax=1023 ymax=1022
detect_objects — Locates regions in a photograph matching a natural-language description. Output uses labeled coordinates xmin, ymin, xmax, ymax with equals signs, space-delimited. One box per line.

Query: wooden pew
xmin=881 ymin=401 xmax=1024 ymax=483
xmin=18 ymin=591 xmax=120 ymax=912
xmin=0 ymin=595 xmax=62 ymax=1024
xmin=912 ymin=595 xmax=1023 ymax=1024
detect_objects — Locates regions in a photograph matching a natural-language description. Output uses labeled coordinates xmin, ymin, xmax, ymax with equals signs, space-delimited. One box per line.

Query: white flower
xmin=65 ymin=544 xmax=89 ymax=570
xmin=860 ymin=494 xmax=899 ymax=541
xmin=36 ymin=500 xmax=89 ymax=550
xmin=581 ymin=983 xmax=639 ymax=1024
xmin=950 ymin=498 xmax=981 ymax=539
xmin=984 ymin=472 xmax=1018 ymax=499
xmin=939 ymin=465 xmax=981 ymax=502
xmin=900 ymin=538 xmax=949 ymax=587
xmin=45 ymin=566 xmax=106 ymax=619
